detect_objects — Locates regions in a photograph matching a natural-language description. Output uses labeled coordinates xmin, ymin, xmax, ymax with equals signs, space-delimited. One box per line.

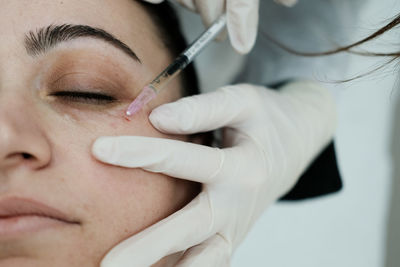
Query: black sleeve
xmin=266 ymin=80 xmax=343 ymax=201
xmin=279 ymin=141 xmax=342 ymax=200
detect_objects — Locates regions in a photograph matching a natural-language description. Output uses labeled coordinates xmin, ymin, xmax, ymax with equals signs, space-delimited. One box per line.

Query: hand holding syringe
xmin=125 ymin=14 xmax=227 ymax=117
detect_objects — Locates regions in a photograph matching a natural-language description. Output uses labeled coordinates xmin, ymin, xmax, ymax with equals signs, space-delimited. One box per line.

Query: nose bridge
xmin=0 ymin=92 xmax=51 ymax=170
xmin=0 ymin=111 xmax=18 ymax=147
xmin=0 ymin=16 xmax=52 ymax=172
xmin=0 ymin=101 xmax=25 ymax=144
xmin=0 ymin=89 xmax=32 ymax=131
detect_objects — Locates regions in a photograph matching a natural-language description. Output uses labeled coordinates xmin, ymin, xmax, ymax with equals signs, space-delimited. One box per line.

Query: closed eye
xmin=50 ymin=91 xmax=117 ymax=105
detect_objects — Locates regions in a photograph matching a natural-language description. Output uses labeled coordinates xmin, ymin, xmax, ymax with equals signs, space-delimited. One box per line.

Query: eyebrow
xmin=24 ymin=24 xmax=141 ymax=63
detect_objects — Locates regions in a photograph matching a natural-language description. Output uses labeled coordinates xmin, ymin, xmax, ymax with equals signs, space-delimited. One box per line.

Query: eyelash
xmin=50 ymin=91 xmax=117 ymax=105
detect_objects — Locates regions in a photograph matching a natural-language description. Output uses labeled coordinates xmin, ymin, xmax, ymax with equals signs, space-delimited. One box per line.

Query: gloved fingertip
xmin=149 ymin=106 xmax=173 ymax=127
xmin=226 ymin=4 xmax=258 ymax=54
xmin=149 ymin=104 xmax=184 ymax=133
xmin=92 ymin=137 xmax=115 ymax=163
xmin=150 ymin=100 xmax=201 ymax=134
xmin=230 ymin=37 xmax=254 ymax=54
xmin=228 ymin=27 xmax=257 ymax=54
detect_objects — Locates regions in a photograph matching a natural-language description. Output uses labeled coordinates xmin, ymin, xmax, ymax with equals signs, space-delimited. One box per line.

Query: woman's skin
xmin=0 ymin=0 xmax=199 ymax=266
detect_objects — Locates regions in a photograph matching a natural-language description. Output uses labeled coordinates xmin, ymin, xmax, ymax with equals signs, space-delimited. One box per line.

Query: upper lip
xmin=0 ymin=197 xmax=79 ymax=224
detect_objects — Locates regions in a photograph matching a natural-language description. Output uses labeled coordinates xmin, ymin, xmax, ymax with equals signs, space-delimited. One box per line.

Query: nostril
xmin=22 ymin=153 xmax=33 ymax=159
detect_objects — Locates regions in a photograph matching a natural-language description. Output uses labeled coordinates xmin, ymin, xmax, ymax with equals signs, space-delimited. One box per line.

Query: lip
xmin=0 ymin=197 xmax=80 ymax=238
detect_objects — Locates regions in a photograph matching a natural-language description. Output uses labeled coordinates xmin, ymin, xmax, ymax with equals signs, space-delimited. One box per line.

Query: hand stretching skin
xmin=93 ymin=80 xmax=336 ymax=267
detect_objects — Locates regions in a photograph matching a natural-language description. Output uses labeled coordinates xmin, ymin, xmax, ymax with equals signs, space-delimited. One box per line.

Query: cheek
xmin=46 ymin=110 xmax=194 ymax=259
xmin=87 ymin=164 xmax=184 ymax=231
xmin=63 ymin=149 xmax=194 ymax=259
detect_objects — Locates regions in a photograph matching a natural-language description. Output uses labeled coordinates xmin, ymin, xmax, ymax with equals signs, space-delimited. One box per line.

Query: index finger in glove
xmin=92 ymin=136 xmax=225 ymax=184
xmin=149 ymin=84 xmax=259 ymax=135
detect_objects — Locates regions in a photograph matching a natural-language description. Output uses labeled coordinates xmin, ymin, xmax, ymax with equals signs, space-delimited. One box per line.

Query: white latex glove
xmin=140 ymin=0 xmax=297 ymax=54
xmin=93 ymin=80 xmax=336 ymax=267
xmin=142 ymin=0 xmax=259 ymax=54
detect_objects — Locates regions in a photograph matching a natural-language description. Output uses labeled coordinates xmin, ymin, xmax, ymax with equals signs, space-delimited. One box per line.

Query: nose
xmin=0 ymin=109 xmax=51 ymax=170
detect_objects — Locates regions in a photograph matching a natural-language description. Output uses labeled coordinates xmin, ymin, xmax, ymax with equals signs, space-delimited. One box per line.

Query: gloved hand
xmin=142 ymin=0 xmax=259 ymax=54
xmin=93 ymin=80 xmax=336 ymax=267
xmin=140 ymin=0 xmax=298 ymax=54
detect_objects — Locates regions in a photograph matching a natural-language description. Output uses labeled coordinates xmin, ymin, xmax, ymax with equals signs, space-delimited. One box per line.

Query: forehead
xmin=0 ymin=1 xmax=143 ymax=36
xmin=0 ymin=0 xmax=169 ymax=68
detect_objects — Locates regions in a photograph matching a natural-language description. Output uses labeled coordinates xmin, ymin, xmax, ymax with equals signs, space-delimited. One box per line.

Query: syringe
xmin=125 ymin=14 xmax=227 ymax=117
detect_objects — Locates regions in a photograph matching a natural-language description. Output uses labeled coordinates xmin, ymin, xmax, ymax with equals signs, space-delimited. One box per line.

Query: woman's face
xmin=0 ymin=1 xmax=198 ymax=266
